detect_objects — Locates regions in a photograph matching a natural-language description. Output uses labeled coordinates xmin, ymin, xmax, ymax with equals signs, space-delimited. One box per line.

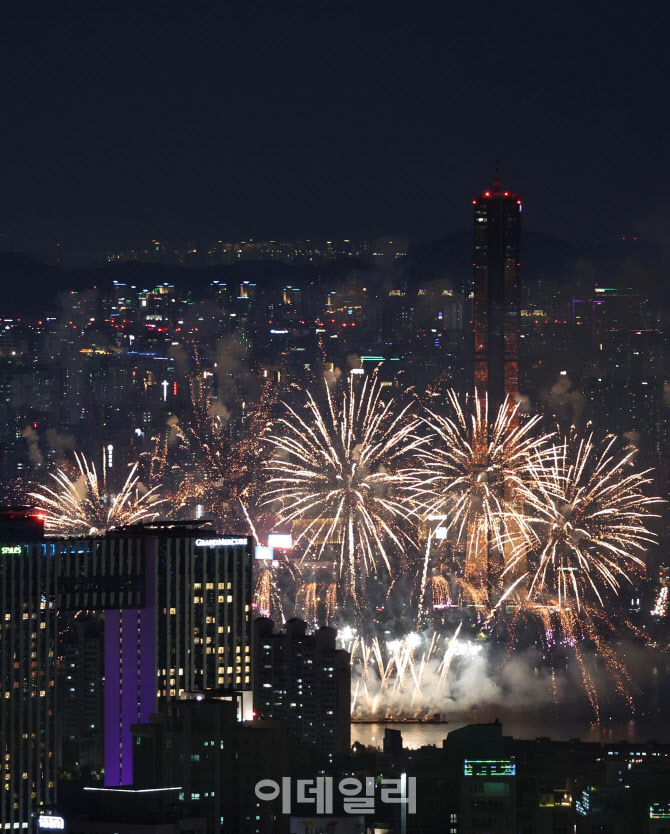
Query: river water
xmin=352 ymin=709 xmax=670 ymax=749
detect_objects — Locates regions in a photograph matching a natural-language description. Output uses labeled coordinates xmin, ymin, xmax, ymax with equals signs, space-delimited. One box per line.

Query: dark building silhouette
xmin=58 ymin=614 xmax=105 ymax=774
xmin=473 ymin=174 xmax=522 ymax=412
xmin=253 ymin=617 xmax=350 ymax=766
xmin=131 ymin=693 xmax=290 ymax=834
xmin=52 ymin=786 xmax=207 ymax=833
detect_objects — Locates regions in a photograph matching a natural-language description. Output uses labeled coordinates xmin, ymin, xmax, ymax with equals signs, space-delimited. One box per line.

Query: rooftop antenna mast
xmin=493 ymin=159 xmax=501 ymax=193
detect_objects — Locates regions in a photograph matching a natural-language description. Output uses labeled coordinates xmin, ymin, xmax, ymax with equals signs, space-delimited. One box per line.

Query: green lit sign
xmin=463 ymin=759 xmax=516 ymax=777
xmin=0 ymin=546 xmax=21 ymax=555
xmin=650 ymin=803 xmax=670 ymax=819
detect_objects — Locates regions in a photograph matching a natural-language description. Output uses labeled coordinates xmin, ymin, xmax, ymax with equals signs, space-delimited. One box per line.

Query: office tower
xmin=469 ymin=178 xmax=523 ymax=588
xmin=253 ymin=618 xmax=350 ymax=765
xmin=473 ymin=175 xmax=522 ymax=413
xmin=0 ymin=510 xmax=56 ymax=831
xmin=0 ymin=514 xmax=253 ymax=829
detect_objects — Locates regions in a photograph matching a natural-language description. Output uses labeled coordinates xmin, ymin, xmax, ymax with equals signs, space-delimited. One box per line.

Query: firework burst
xmin=506 ymin=429 xmax=661 ymax=611
xmin=407 ymin=391 xmax=554 ymax=612
xmin=499 ymin=429 xmax=662 ymax=718
xmin=30 ymin=452 xmax=164 ymax=536
xmin=261 ymin=372 xmax=422 ymax=611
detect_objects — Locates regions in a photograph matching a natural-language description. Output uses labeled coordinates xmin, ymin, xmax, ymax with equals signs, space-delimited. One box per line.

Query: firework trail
xmin=252 ymin=555 xmax=302 ymax=623
xmin=261 ymin=371 xmax=422 ymax=611
xmin=136 ymin=415 xmax=188 ymax=494
xmin=343 ymin=626 xmax=480 ymax=718
xmin=141 ymin=423 xmax=177 ymax=484
xmin=30 ymin=451 xmax=164 ymax=536
xmin=326 ymin=583 xmax=338 ymax=625
xmin=253 ymin=567 xmax=287 ymax=622
xmin=436 ymin=621 xmax=463 ymax=690
xmin=253 ymin=569 xmax=273 ymax=617
xmin=651 ymin=569 xmax=669 ymax=618
xmin=296 ymin=581 xmax=318 ymax=623
xmin=432 ymin=574 xmax=452 ymax=608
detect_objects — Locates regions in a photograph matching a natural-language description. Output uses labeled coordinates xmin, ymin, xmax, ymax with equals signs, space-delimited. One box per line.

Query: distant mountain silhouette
xmin=0 ymin=252 xmax=368 ymax=315
xmin=0 ymin=231 xmax=660 ymax=315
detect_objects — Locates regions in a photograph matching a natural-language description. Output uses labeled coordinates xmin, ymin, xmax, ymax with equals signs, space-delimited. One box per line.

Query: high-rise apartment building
xmin=473 ymin=176 xmax=522 ymax=413
xmin=0 ymin=512 xmax=253 ymax=829
xmin=253 ymin=618 xmax=350 ymax=765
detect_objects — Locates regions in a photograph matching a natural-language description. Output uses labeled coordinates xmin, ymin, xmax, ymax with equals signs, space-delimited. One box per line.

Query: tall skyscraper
xmin=467 ymin=178 xmax=523 ymax=589
xmin=0 ymin=510 xmax=56 ymax=832
xmin=473 ymin=174 xmax=522 ymax=412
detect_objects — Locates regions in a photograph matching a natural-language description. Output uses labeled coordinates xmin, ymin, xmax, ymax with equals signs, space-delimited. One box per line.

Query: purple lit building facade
xmin=103 ymin=546 xmax=157 ymax=787
xmin=103 ymin=532 xmax=254 ymax=786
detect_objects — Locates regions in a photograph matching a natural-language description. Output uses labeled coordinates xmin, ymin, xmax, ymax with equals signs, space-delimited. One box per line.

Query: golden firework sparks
xmin=406 ymin=390 xmax=554 ymax=608
xmin=261 ymin=371 xmax=423 ymax=610
xmin=506 ymin=428 xmax=661 ymax=611
xmin=498 ymin=428 xmax=662 ymax=718
xmin=180 ymin=374 xmax=273 ymax=530
xmin=30 ymin=451 xmax=164 ymax=536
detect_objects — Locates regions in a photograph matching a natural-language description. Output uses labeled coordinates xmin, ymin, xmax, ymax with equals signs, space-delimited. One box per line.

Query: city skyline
xmin=2 ymin=3 xmax=670 ymax=831
xmin=1 ymin=179 xmax=668 ymax=831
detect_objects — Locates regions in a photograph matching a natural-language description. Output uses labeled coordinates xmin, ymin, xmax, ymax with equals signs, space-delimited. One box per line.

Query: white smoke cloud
xmin=349 ymin=635 xmax=649 ymax=721
xmin=544 ymin=374 xmax=585 ymax=423
xmin=45 ymin=429 xmax=77 ymax=460
xmin=21 ymin=426 xmax=44 ymax=468
xmin=324 ymin=366 xmax=342 ymax=389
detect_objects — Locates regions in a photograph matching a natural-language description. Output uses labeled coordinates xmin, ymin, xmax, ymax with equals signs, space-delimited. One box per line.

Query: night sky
xmin=2 ymin=0 xmax=668 ymax=262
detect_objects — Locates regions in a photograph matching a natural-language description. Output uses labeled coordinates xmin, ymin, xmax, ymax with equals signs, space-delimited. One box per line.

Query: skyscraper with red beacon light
xmin=473 ymin=175 xmax=522 ymax=412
